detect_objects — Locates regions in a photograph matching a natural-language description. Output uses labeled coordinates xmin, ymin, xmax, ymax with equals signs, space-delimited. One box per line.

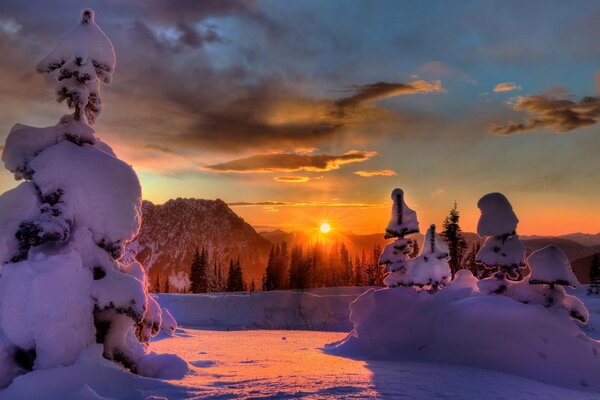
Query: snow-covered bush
xmin=475 ymin=193 xmax=526 ymax=294
xmin=0 ymin=10 xmax=187 ymax=387
xmin=328 ymin=190 xmax=599 ymax=392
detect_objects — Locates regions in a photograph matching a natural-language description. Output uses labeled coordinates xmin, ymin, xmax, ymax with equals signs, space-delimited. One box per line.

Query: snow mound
xmin=328 ymin=279 xmax=600 ymax=391
xmin=477 ymin=192 xmax=519 ymax=237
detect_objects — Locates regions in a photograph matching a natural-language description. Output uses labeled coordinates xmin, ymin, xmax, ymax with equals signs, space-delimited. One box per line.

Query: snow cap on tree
xmin=385 ymin=188 xmax=419 ymax=239
xmin=419 ymin=224 xmax=449 ymax=260
xmin=476 ymin=193 xmax=519 ymax=237
xmin=36 ymin=8 xmax=116 ymax=125
xmin=528 ymin=245 xmax=579 ymax=287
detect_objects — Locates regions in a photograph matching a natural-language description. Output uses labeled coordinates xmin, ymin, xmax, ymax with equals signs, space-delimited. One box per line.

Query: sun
xmin=319 ymin=222 xmax=331 ymax=234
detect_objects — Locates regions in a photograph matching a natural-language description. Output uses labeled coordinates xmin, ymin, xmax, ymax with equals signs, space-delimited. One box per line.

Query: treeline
xmin=262 ymin=241 xmax=388 ymax=291
xmin=154 ymin=248 xmax=254 ymax=293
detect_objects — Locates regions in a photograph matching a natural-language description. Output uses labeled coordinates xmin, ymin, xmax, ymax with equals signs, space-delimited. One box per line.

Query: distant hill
xmin=129 ymin=198 xmax=272 ymax=290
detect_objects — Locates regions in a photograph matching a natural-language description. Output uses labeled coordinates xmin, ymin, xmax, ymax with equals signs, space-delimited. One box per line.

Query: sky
xmin=0 ymin=0 xmax=599 ymax=235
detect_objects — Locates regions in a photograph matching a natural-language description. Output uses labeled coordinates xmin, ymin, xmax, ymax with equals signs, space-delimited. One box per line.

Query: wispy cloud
xmin=274 ymin=176 xmax=310 ymax=183
xmin=489 ymin=95 xmax=600 ymax=135
xmin=493 ymin=82 xmax=522 ymax=92
xmin=204 ymin=150 xmax=377 ymax=173
xmin=354 ymin=169 xmax=397 ymax=177
xmin=431 ymin=188 xmax=446 ymax=197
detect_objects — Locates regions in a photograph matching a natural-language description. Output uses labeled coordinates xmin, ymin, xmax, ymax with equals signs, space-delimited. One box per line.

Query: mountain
xmin=129 ymin=198 xmax=271 ymax=290
xmin=521 ymin=238 xmax=594 ymax=262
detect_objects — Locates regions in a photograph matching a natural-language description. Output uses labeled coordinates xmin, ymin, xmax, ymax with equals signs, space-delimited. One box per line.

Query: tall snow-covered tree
xmin=0 ymin=10 xmax=186 ymax=386
xmin=440 ymin=202 xmax=468 ymax=276
xmin=380 ymin=188 xmax=420 ymax=288
xmin=475 ymin=193 xmax=526 ymax=294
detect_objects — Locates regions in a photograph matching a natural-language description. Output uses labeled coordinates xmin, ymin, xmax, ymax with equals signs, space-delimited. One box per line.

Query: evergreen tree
xmin=440 ymin=202 xmax=468 ymax=277
xmin=588 ymin=254 xmax=600 ymax=295
xmin=264 ymin=245 xmax=277 ymax=291
xmin=226 ymin=259 xmax=237 ymax=292
xmin=353 ymin=254 xmax=362 ymax=286
xmin=340 ymin=243 xmax=352 ymax=286
xmin=464 ymin=242 xmax=482 ymax=278
xmin=190 ymin=247 xmax=210 ymax=293
xmin=279 ymin=241 xmax=290 ymax=289
xmin=154 ymin=274 xmax=161 ymax=293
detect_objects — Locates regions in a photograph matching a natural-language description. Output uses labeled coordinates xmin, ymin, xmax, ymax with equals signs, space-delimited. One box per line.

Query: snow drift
xmin=0 ymin=9 xmax=186 ymax=388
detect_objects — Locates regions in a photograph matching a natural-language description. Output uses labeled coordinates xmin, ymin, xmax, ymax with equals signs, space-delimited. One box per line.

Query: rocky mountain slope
xmin=129 ymin=199 xmax=271 ymax=290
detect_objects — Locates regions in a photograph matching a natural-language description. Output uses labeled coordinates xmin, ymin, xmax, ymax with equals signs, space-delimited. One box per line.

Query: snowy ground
xmin=146 ymin=328 xmax=600 ymax=400
xmin=2 ymin=287 xmax=600 ymax=399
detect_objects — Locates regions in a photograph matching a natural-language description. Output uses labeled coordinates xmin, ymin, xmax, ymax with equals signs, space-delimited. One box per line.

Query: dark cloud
xmin=177 ymin=79 xmax=443 ymax=152
xmin=204 ymin=150 xmax=377 ymax=173
xmin=489 ymin=95 xmax=600 ymax=135
xmin=336 ymin=80 xmax=443 ymax=109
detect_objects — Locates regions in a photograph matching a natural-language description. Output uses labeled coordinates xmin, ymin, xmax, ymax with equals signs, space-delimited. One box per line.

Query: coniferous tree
xmin=353 ymin=254 xmax=362 ymax=286
xmin=264 ymin=245 xmax=277 ymax=291
xmin=190 ymin=248 xmax=208 ymax=293
xmin=440 ymin=202 xmax=468 ymax=277
xmin=464 ymin=242 xmax=482 ymax=278
xmin=340 ymin=243 xmax=352 ymax=286
xmin=234 ymin=257 xmax=244 ymax=291
xmin=588 ymin=254 xmax=600 ymax=295
xmin=154 ymin=274 xmax=161 ymax=293
xmin=226 ymin=258 xmax=237 ymax=292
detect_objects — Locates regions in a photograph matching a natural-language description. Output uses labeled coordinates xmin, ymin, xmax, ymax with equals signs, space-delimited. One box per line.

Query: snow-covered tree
xmin=380 ymin=189 xmax=419 ymax=287
xmin=523 ymin=245 xmax=588 ymax=322
xmin=0 ymin=10 xmax=187 ymax=387
xmin=475 ymin=193 xmax=526 ymax=294
xmin=381 ymin=189 xmax=450 ymax=290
